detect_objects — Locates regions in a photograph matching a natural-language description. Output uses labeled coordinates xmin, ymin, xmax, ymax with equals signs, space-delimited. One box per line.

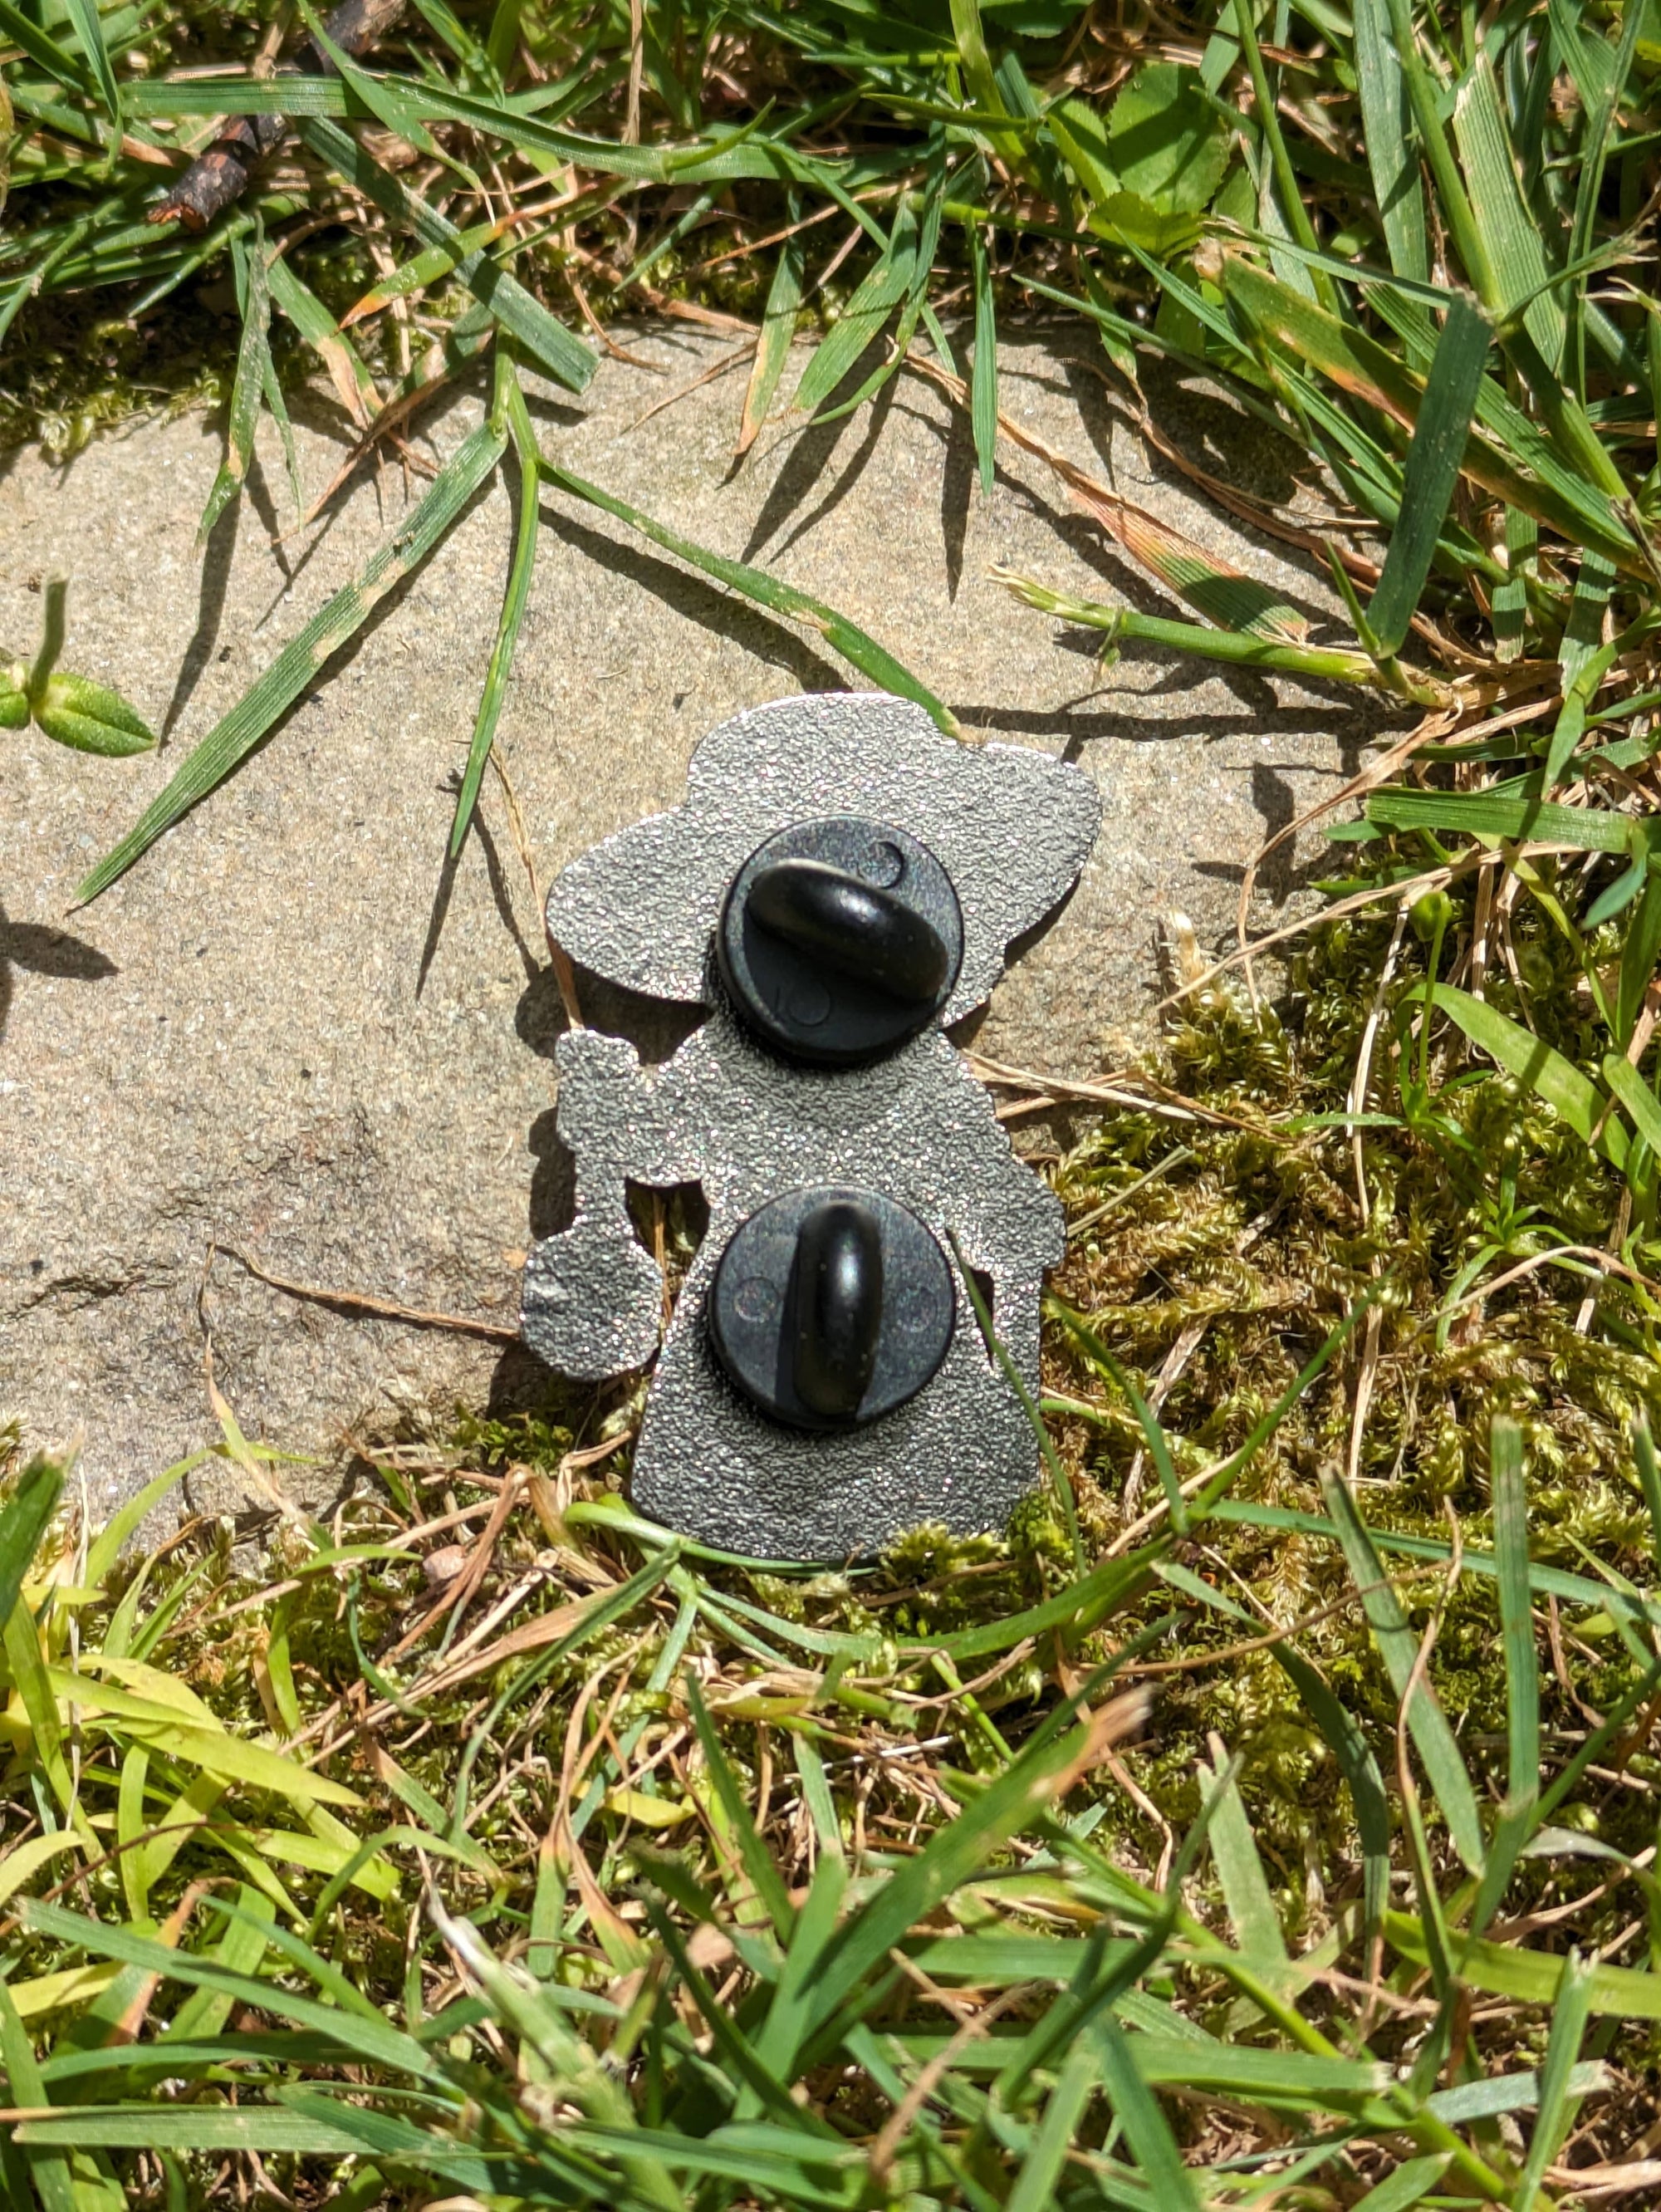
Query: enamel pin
xmin=521 ymin=692 xmax=1100 ymax=1560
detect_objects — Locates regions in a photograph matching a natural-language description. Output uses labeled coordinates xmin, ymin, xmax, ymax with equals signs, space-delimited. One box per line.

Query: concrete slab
xmin=0 ymin=323 xmax=1386 ymax=1504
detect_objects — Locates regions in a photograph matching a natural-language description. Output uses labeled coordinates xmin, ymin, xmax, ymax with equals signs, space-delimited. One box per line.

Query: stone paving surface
xmin=0 ymin=323 xmax=1386 ymax=1505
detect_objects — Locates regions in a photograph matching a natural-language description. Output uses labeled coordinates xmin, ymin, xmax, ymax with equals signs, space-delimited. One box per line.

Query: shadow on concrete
xmin=163 ymin=490 xmax=240 ymax=738
xmin=417 ymin=794 xmax=545 ymax=999
xmin=0 ymin=898 xmax=117 ymax=1048
xmin=940 ymin=392 xmax=976 ymax=604
xmin=948 ymin=694 xmax=1389 ymax=758
xmin=744 ymin=373 xmax=901 ymax=564
xmin=538 ymin=503 xmax=846 ymax=691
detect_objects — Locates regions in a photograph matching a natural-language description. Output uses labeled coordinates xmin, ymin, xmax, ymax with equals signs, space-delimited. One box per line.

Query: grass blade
xmin=1090 ymin=2016 xmax=1204 ymax=2210
xmin=1431 ymin=983 xmax=1629 ymax=1170
xmin=1350 ymin=2155 xmax=1453 ymax=2210
xmin=738 ymin=227 xmax=805 ymax=459
xmin=1471 ymin=1418 xmax=1540 ymax=1934
xmin=198 ymin=229 xmax=272 ymax=545
xmin=1367 ymin=785 xmax=1629 ymax=852
xmin=953 ymin=1235 xmax=1083 ymax=1572
xmin=792 ymin=200 xmax=915 ymax=419
xmin=536 ymin=452 xmax=958 ymax=735
xmin=1364 ymin=297 xmax=1491 ymax=655
xmin=0 ymin=1976 xmax=77 ymax=2212
xmin=14 ymin=2109 xmax=368 ymax=2155
xmin=0 ymin=0 xmax=96 ymax=96
xmin=449 ymin=361 xmax=540 ymax=857
xmin=265 ymin=253 xmax=377 ymax=428
xmin=1515 ymin=1950 xmax=1596 ymax=2210
xmin=301 ymin=118 xmax=594 ymax=394
xmin=76 ymin=418 xmax=507 ymax=903
xmin=22 ymin=1901 xmax=440 ymax=2077
xmin=1006 ymin=2033 xmax=1099 ymax=2212
xmin=1272 ymin=1644 xmax=1392 ymax=1937
xmin=683 ymin=1674 xmax=796 ymax=1940
xmin=1565 ymin=0 xmax=1644 ymax=398
xmin=1601 ymin=1052 xmax=1661 ymax=1158
xmin=1450 ymin=55 xmax=1562 ymax=372
xmin=62 ymin=0 xmax=120 ymax=123
xmin=0 ymin=1453 xmax=64 ymax=1638
xmin=1320 ymin=1474 xmax=1486 ymax=1874
xmin=1351 ymin=0 xmax=1426 ymax=282
xmin=1200 ymin=1742 xmax=1291 ymax=1972
xmin=969 ymin=223 xmax=997 ymax=496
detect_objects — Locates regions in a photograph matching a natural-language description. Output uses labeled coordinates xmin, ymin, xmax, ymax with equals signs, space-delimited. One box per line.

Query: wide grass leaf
xmin=47 ymin=1666 xmax=362 ymax=1803
xmin=1200 ymin=1743 xmax=1291 ymax=1971
xmin=792 ymin=199 xmax=916 ymax=418
xmin=0 ymin=1454 xmax=63 ymax=1636
xmin=1602 ymin=1053 xmax=1661 ymax=1156
xmin=1432 ymin=983 xmax=1629 ymax=1170
xmin=969 ymin=223 xmax=998 ymax=495
xmin=76 ymin=418 xmax=507 ymax=903
xmin=1368 ymin=785 xmax=1629 ymax=852
xmin=0 ymin=1976 xmax=78 ymax=2212
xmin=1451 ymin=56 xmax=1562 ymax=370
xmin=265 ymin=253 xmax=377 ymax=426
xmin=14 ymin=2109 xmax=370 ymax=2155
xmin=22 ymin=1902 xmax=441 ymax=2076
xmin=1387 ymin=1913 xmax=1661 ymax=2017
xmin=1365 ymin=297 xmax=1491 ymax=655
xmin=1352 ymin=0 xmax=1426 ymax=281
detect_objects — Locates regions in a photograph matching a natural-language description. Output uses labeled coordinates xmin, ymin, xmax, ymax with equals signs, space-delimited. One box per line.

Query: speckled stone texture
xmin=0 ymin=325 xmax=1390 ymax=1507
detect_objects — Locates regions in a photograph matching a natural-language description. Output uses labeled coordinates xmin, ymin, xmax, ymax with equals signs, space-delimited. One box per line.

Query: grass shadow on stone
xmin=0 ymin=898 xmax=118 ymax=1048
xmin=537 ymin=503 xmax=845 ymax=691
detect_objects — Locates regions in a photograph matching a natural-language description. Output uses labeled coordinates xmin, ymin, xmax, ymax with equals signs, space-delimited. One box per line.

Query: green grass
xmin=15 ymin=0 xmax=1661 ymax=2201
xmin=4 ymin=947 xmax=1661 ymax=2208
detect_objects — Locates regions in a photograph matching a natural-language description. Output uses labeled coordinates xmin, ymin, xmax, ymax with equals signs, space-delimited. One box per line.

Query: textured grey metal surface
xmin=522 ymin=691 xmax=1101 ymax=1560
xmin=546 ymin=692 xmax=1100 ymax=1028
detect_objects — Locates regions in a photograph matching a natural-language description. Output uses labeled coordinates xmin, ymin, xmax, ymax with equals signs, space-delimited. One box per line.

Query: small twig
xmin=963 ymin=1052 xmax=1256 ymax=1132
xmin=868 ymin=1980 xmax=1029 ymax=2185
xmin=149 ymin=0 xmax=409 ymax=232
xmin=212 ymin=1241 xmax=517 ymax=1341
xmin=486 ymin=743 xmax=584 ymax=1029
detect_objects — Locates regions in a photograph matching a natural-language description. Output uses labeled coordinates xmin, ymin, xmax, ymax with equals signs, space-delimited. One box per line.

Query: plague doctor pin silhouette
xmin=520 ymin=691 xmax=1101 ymax=1561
